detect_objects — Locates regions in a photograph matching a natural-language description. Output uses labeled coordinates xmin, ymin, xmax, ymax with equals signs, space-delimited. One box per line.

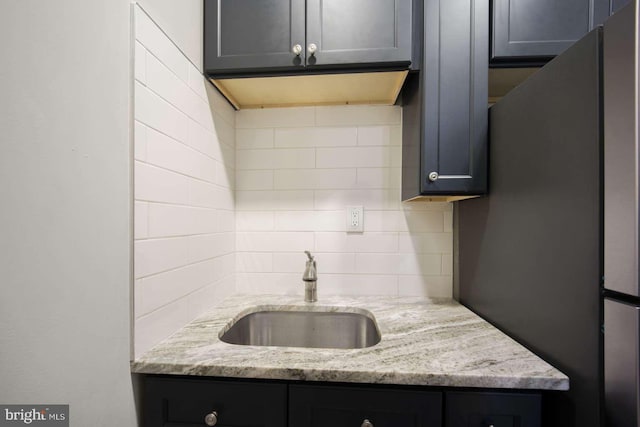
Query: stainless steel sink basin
xmin=219 ymin=308 xmax=381 ymax=349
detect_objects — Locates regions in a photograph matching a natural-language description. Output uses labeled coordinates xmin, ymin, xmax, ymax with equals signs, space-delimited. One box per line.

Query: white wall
xmin=0 ymin=1 xmax=137 ymax=426
xmin=133 ymin=5 xmax=236 ymax=357
xmin=235 ymin=106 xmax=453 ymax=297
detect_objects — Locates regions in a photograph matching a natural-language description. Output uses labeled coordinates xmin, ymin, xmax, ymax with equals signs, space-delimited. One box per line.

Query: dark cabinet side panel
xmin=289 ymin=384 xmax=442 ymax=427
xmin=143 ymin=377 xmax=287 ymax=427
xmin=204 ymin=0 xmax=305 ymax=74
xmin=457 ymin=29 xmax=603 ymax=427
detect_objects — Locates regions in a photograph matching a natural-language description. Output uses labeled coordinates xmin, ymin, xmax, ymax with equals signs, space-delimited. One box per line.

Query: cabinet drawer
xmin=143 ymin=377 xmax=287 ymax=427
xmin=289 ymin=384 xmax=442 ymax=427
xmin=445 ymin=392 xmax=541 ymax=427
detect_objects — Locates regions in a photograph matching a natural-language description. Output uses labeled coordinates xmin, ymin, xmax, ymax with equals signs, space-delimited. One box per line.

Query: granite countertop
xmin=131 ymin=294 xmax=569 ymax=390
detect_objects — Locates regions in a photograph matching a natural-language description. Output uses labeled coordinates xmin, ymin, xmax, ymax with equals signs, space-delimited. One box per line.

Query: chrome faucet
xmin=302 ymin=251 xmax=317 ymax=302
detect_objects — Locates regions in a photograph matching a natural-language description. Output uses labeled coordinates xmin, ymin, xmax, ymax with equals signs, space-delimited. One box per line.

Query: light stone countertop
xmin=131 ymin=294 xmax=569 ymax=390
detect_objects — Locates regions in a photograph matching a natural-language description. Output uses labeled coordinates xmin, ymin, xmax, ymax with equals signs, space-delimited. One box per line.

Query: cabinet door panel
xmin=289 ymin=384 xmax=442 ymax=427
xmin=143 ymin=377 xmax=287 ymax=427
xmin=306 ymin=0 xmax=412 ymax=67
xmin=204 ymin=0 xmax=305 ymax=74
xmin=402 ymin=0 xmax=487 ymax=198
xmin=492 ymin=0 xmax=609 ymax=61
xmin=445 ymin=392 xmax=541 ymax=427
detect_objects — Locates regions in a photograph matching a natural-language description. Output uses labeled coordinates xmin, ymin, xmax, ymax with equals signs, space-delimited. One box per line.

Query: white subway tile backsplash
xmin=275 ymin=127 xmax=357 ymax=148
xmin=398 ymin=233 xmax=453 ymax=254
xmin=236 ymin=129 xmax=275 ymax=150
xmin=444 ymin=209 xmax=453 ymax=232
xmin=236 ymin=190 xmax=315 ymax=211
xmin=398 ymin=253 xmax=442 ymax=276
xmin=355 ymin=253 xmax=400 ymax=275
xmin=316 ymin=146 xmax=401 ymax=169
xmin=145 ymin=126 xmax=216 ymax=182
xmin=274 ymin=211 xmax=344 ymax=232
xmin=135 ymin=161 xmax=190 ymax=205
xmin=236 ymin=211 xmax=275 ymax=231
xmin=186 ymin=118 xmax=219 ymax=159
xmin=236 ymin=252 xmax=273 ymax=273
xmin=236 ymin=170 xmax=274 ymax=191
xmin=134 ymin=4 xmax=237 ymax=357
xmin=135 ymin=6 xmax=189 ymax=83
xmin=135 ymin=82 xmax=189 ymax=143
xmin=187 ymin=63 xmax=208 ymax=100
xmin=274 ymin=169 xmax=357 ymax=190
xmin=355 ymin=168 xmax=402 ymax=189
xmin=357 ymin=125 xmax=401 ymax=146
xmin=135 ymin=41 xmax=147 ymax=84
xmin=137 ymin=258 xmax=218 ymax=316
xmin=401 ymin=211 xmax=445 ymax=232
xmin=398 ymin=275 xmax=452 ymax=298
xmin=187 ymin=233 xmax=234 ymax=263
xmin=134 ymin=121 xmax=148 ymax=161
xmin=315 ymin=232 xmax=399 ymax=253
xmin=236 ymin=232 xmax=315 ymax=252
xmin=236 ymin=273 xmax=302 ymax=295
xmin=236 ymin=107 xmax=315 ymax=129
xmin=319 ymin=274 xmax=399 ymax=296
xmin=236 ymin=148 xmax=315 ymax=170
xmin=314 ymin=189 xmax=401 ymax=211
xmin=272 ymin=252 xmax=356 ymax=274
xmin=135 ymin=202 xmax=149 ymax=240
xmin=134 ymin=237 xmax=190 ymax=278
xmin=315 ymin=105 xmax=401 ymax=126
xmin=148 ymin=204 xmax=218 ymax=237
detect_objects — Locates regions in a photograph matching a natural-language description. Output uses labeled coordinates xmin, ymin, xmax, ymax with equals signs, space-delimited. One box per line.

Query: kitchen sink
xmin=219 ymin=308 xmax=381 ymax=349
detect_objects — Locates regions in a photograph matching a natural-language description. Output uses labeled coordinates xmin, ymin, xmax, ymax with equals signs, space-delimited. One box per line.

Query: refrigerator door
xmin=604 ymin=298 xmax=640 ymax=427
xmin=604 ymin=1 xmax=640 ymax=297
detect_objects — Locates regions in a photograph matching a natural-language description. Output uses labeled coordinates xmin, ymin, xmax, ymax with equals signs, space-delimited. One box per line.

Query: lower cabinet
xmin=445 ymin=392 xmax=541 ymax=427
xmin=290 ymin=384 xmax=442 ymax=427
xmin=143 ymin=377 xmax=287 ymax=427
xmin=142 ymin=376 xmax=542 ymax=427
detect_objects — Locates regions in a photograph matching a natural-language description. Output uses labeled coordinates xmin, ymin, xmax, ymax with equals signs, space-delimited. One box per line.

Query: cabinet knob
xmin=308 ymin=43 xmax=318 ymax=56
xmin=361 ymin=419 xmax=374 ymax=427
xmin=292 ymin=44 xmax=303 ymax=56
xmin=428 ymin=171 xmax=439 ymax=182
xmin=204 ymin=411 xmax=218 ymax=426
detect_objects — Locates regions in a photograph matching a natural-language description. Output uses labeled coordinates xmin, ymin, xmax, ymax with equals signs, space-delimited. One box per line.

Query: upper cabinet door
xmin=204 ymin=0 xmax=305 ymax=75
xmin=491 ymin=0 xmax=611 ymax=63
xmin=305 ymin=0 xmax=413 ymax=68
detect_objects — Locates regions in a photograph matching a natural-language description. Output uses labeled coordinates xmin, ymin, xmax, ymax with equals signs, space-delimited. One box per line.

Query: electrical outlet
xmin=346 ymin=206 xmax=364 ymax=233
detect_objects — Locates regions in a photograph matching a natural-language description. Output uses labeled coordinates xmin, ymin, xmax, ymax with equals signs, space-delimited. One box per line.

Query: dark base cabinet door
xmin=289 ymin=384 xmax=442 ymax=427
xmin=445 ymin=392 xmax=541 ymax=427
xmin=143 ymin=376 xmax=287 ymax=427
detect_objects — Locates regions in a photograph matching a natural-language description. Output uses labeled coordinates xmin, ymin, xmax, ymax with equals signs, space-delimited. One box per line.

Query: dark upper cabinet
xmin=204 ymin=0 xmax=306 ymax=74
xmin=491 ymin=0 xmax=631 ymax=65
xmin=204 ymin=0 xmax=415 ymax=76
xmin=401 ymin=0 xmax=488 ymax=200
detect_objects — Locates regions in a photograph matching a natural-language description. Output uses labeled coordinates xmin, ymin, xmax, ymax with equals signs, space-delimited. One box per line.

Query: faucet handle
xmin=304 ymin=250 xmax=314 ymax=261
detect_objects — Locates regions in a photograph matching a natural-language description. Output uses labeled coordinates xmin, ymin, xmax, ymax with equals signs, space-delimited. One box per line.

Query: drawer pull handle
xmin=361 ymin=419 xmax=374 ymax=427
xmin=204 ymin=411 xmax=218 ymax=426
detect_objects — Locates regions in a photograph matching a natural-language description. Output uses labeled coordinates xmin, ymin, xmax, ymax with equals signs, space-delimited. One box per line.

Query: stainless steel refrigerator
xmin=456 ymin=2 xmax=640 ymax=426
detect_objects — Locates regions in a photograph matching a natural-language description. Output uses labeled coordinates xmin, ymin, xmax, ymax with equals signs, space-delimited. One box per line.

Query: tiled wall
xmin=235 ymin=106 xmax=453 ymax=297
xmin=133 ymin=5 xmax=235 ymax=357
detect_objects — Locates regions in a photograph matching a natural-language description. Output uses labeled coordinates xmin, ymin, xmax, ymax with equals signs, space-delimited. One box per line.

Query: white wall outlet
xmin=346 ymin=206 xmax=364 ymax=233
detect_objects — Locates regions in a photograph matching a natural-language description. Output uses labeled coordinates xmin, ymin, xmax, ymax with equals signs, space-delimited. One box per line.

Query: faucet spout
xmin=302 ymin=251 xmax=317 ymax=302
